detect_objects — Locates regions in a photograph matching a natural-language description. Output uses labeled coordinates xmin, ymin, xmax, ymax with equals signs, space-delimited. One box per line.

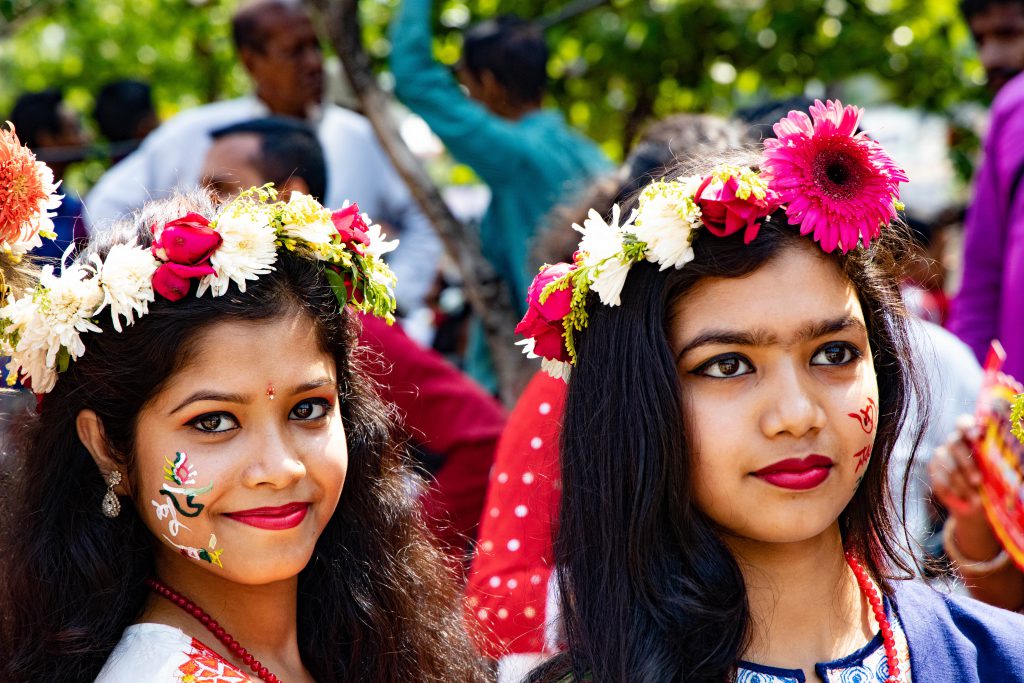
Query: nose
xmin=759 ymin=361 xmax=827 ymax=439
xmin=242 ymin=426 xmax=307 ymax=489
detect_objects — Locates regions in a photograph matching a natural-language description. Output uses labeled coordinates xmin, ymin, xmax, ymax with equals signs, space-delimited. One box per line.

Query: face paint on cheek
xmin=150 ymin=451 xmax=225 ymax=568
xmin=852 ymin=445 xmax=872 ymax=473
xmin=848 ymin=397 xmax=876 ymax=434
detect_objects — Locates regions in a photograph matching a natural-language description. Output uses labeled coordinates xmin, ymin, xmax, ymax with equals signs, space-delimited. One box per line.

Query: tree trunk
xmin=307 ymin=0 xmax=531 ymax=405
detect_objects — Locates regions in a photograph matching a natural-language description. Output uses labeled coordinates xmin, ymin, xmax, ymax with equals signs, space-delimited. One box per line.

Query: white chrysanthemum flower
xmin=280 ymin=192 xmax=336 ymax=245
xmin=28 ymin=160 xmax=63 ymax=237
xmin=573 ymin=206 xmax=632 ymax=306
xmin=92 ymin=242 xmax=160 ymax=332
xmin=1 ymin=262 xmax=103 ymax=390
xmin=198 ymin=202 xmax=278 ymax=297
xmin=541 ymin=357 xmax=572 ymax=382
xmin=633 ymin=177 xmax=703 ymax=271
xmin=365 ymin=222 xmax=398 ymax=259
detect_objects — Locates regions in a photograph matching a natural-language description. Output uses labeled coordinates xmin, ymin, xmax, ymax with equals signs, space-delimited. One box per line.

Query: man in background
xmin=92 ymin=79 xmax=159 ymax=162
xmin=949 ymin=0 xmax=1024 ymax=377
xmin=389 ymin=1 xmax=611 ymax=390
xmin=85 ymin=0 xmax=441 ymax=320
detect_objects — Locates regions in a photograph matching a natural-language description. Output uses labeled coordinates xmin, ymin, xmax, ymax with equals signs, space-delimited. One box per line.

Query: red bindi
xmin=266 ymin=384 xmax=275 ymax=400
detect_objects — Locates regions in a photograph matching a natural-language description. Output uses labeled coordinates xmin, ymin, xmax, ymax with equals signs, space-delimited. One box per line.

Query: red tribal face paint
xmin=848 ymin=397 xmax=876 ymax=434
xmin=852 ymin=445 xmax=871 ymax=473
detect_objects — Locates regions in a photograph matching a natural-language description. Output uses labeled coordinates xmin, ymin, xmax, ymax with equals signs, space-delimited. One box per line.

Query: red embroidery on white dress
xmin=177 ymin=638 xmax=250 ymax=682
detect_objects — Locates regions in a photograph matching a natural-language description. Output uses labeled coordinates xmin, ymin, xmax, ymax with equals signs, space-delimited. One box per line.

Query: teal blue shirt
xmin=389 ymin=0 xmax=612 ymax=309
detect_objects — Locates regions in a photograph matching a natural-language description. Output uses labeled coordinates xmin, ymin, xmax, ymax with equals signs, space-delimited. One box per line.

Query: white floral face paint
xmin=150 ymin=452 xmax=223 ymax=568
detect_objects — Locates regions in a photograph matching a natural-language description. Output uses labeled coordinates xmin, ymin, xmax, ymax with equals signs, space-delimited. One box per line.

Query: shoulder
xmin=143 ymin=97 xmax=258 ymax=148
xmin=96 ymin=623 xmax=250 ymax=682
xmin=894 ymin=580 xmax=1024 ymax=679
xmin=993 ymin=73 xmax=1024 ymax=118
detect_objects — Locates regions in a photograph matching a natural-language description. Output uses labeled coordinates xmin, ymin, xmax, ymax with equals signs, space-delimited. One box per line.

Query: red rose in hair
xmin=151 ymin=212 xmax=221 ymax=300
xmin=331 ymin=204 xmax=371 ymax=251
xmin=695 ymin=172 xmax=778 ymax=244
xmin=515 ymin=262 xmax=575 ymax=362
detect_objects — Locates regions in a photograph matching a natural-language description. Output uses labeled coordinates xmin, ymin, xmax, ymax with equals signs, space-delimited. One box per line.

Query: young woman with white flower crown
xmin=516 ymin=100 xmax=1024 ymax=682
xmin=0 ymin=187 xmax=489 ymax=682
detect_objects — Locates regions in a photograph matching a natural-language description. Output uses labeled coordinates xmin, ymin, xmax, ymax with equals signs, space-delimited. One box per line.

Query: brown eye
xmin=694 ymin=354 xmax=753 ymax=379
xmin=188 ymin=412 xmax=239 ymax=433
xmin=289 ymin=398 xmax=330 ymax=421
xmin=811 ymin=342 xmax=859 ymax=366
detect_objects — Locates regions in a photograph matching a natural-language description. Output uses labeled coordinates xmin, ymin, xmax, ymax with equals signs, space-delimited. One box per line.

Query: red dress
xmin=465 ymin=371 xmax=565 ymax=657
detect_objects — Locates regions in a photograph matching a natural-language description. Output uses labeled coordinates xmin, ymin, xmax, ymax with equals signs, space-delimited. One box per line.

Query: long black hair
xmin=0 ymin=191 xmax=489 ymax=682
xmin=531 ymin=161 xmax=921 ymax=682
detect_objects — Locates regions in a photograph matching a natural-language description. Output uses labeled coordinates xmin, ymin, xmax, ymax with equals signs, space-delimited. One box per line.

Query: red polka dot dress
xmin=466 ymin=371 xmax=566 ymax=657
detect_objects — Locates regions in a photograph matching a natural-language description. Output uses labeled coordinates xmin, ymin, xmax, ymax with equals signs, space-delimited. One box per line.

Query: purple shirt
xmin=951 ymin=72 xmax=1024 ymax=378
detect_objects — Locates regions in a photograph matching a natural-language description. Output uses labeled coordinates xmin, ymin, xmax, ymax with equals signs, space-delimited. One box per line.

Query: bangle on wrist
xmin=942 ymin=517 xmax=1011 ymax=577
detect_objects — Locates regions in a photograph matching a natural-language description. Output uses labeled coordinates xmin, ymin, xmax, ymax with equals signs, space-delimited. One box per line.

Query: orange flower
xmin=0 ymin=122 xmax=61 ymax=249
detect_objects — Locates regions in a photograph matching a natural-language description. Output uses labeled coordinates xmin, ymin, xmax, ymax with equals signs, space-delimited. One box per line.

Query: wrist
xmin=943 ymin=517 xmax=1010 ymax=577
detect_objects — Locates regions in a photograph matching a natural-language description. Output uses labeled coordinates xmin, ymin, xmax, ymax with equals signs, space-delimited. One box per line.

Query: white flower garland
xmin=0 ymin=186 xmax=399 ymax=393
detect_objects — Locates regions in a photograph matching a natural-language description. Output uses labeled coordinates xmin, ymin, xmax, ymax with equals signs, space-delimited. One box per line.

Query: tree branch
xmin=307 ymin=0 xmax=531 ymax=405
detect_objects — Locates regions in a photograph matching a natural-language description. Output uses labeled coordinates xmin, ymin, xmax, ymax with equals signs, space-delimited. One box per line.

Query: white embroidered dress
xmin=96 ymin=623 xmax=252 ymax=682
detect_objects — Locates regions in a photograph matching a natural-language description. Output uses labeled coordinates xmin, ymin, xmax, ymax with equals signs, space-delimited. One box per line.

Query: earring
xmin=101 ymin=470 xmax=122 ymax=518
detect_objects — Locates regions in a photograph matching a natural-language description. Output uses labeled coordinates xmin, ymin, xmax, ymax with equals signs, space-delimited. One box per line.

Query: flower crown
xmin=516 ymin=100 xmax=908 ymax=381
xmin=0 ymin=185 xmax=399 ymax=393
xmin=0 ymin=122 xmax=60 ymax=261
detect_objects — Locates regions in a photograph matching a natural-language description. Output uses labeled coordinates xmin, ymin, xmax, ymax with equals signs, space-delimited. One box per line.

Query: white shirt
xmin=84 ymin=96 xmax=441 ymax=315
xmin=96 ymin=623 xmax=250 ymax=682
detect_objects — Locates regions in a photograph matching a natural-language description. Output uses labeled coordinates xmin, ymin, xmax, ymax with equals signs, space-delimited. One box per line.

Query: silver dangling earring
xmin=101 ymin=470 xmax=122 ymax=518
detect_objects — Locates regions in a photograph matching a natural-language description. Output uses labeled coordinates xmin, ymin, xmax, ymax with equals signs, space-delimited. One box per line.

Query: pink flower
xmin=515 ymin=262 xmax=575 ymax=362
xmin=331 ymin=203 xmax=371 ymax=251
xmin=151 ymin=213 xmax=222 ymax=300
xmin=761 ymin=99 xmax=908 ymax=253
xmin=152 ymin=213 xmax=222 ymax=265
xmin=152 ymin=262 xmax=216 ymax=302
xmin=695 ymin=170 xmax=779 ymax=244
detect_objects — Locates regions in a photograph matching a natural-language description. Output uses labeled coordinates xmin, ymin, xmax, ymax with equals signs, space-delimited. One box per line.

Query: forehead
xmin=671 ymin=243 xmax=864 ymax=344
xmin=255 ymin=7 xmax=316 ymax=44
xmin=204 ymin=133 xmax=261 ymax=170
xmin=163 ymin=312 xmax=334 ymax=394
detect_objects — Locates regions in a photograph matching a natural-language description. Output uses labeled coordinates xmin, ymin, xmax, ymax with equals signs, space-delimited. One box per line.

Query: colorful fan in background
xmin=974 ymin=341 xmax=1024 ymax=571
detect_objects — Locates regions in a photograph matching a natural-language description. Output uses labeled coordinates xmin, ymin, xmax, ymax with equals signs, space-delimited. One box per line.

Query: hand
xmin=929 ymin=414 xmax=984 ymax=518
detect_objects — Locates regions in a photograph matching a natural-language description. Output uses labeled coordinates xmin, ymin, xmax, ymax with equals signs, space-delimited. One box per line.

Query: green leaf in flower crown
xmin=324 ymin=268 xmax=349 ymax=310
xmin=56 ymin=346 xmax=71 ymax=373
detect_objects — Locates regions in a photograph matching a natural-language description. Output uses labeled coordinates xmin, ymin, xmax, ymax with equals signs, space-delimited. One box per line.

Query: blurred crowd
xmin=5 ymin=0 xmax=1024 ymax=677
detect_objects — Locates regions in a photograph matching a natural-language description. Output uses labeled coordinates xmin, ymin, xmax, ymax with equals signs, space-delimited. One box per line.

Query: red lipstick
xmin=225 ymin=502 xmax=310 ymax=530
xmin=752 ymin=455 xmax=833 ymax=491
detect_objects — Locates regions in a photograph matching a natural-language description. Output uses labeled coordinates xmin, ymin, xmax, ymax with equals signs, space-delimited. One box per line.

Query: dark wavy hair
xmin=531 ymin=159 xmax=922 ymax=682
xmin=0 ymin=191 xmax=489 ymax=682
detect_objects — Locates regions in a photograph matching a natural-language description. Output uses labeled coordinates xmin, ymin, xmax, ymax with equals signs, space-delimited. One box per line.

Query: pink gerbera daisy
xmin=761 ymin=99 xmax=908 ymax=253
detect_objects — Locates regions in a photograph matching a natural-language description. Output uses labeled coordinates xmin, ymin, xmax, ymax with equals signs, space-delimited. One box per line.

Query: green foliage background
xmin=1 ymin=0 xmax=987 ymax=182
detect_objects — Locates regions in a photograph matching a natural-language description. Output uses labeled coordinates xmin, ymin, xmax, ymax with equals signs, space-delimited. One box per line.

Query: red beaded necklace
xmin=146 ymin=577 xmax=283 ymax=683
xmin=844 ymin=551 xmax=901 ymax=683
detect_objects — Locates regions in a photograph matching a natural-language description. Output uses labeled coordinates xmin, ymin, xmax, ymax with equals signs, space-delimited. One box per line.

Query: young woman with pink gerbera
xmin=515 ymin=100 xmax=1024 ymax=682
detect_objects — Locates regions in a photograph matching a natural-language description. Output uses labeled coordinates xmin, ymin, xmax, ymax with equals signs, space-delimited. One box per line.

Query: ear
xmin=238 ymin=46 xmax=261 ymax=77
xmin=479 ymin=70 xmax=505 ymax=102
xmin=278 ymin=176 xmax=311 ymax=201
xmin=76 ymin=409 xmax=131 ymax=495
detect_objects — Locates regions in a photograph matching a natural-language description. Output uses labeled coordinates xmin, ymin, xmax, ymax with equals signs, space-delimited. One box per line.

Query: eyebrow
xmin=168 ymin=377 xmax=337 ymax=415
xmin=675 ymin=315 xmax=867 ymax=363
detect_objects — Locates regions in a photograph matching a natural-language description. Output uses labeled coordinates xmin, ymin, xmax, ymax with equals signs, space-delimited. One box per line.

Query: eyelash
xmin=186 ymin=398 xmax=334 ymax=433
xmin=691 ymin=341 xmax=862 ymax=379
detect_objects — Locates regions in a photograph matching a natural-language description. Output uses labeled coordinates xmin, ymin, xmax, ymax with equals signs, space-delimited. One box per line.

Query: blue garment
xmin=894 ymin=579 xmax=1024 ymax=681
xmin=737 ymin=596 xmax=908 ymax=682
xmin=32 ymin=193 xmax=85 ymax=262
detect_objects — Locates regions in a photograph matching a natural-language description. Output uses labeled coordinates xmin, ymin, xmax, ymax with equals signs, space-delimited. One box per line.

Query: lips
xmin=225 ymin=502 xmax=310 ymax=530
xmin=752 ymin=455 xmax=834 ymax=491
